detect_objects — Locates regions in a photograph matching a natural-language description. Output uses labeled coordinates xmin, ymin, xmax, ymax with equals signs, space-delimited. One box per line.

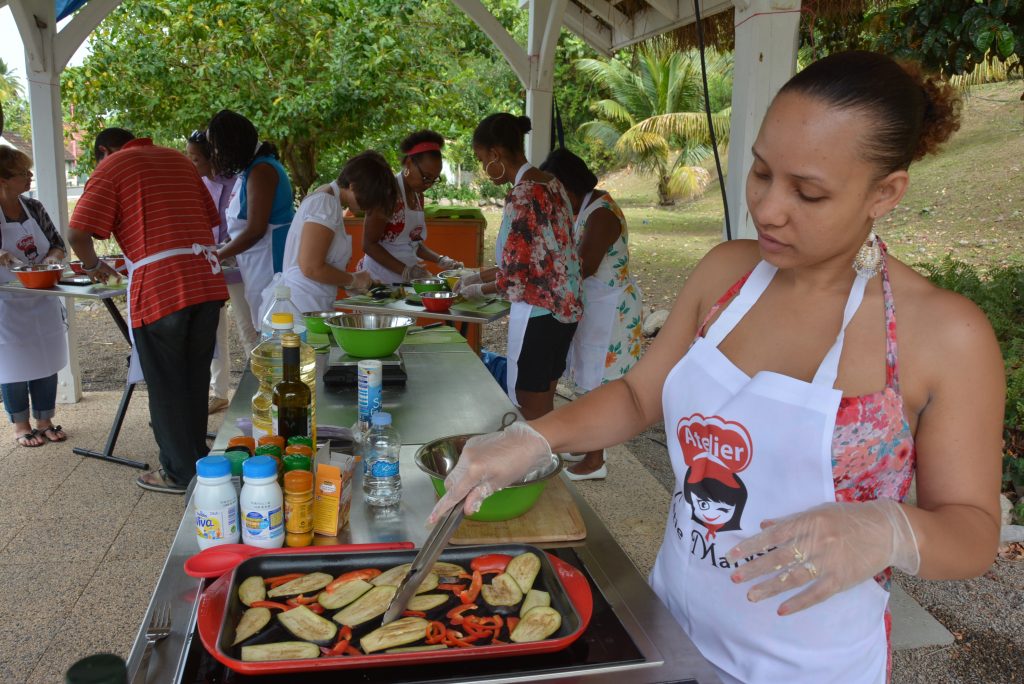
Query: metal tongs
xmin=381 ymin=495 xmax=466 ymax=625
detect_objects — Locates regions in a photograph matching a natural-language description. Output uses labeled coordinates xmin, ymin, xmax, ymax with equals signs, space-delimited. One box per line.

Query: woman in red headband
xmin=358 ymin=130 xmax=462 ymax=283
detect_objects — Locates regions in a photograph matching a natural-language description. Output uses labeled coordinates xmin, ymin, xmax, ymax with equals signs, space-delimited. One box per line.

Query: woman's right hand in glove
xmin=427 ymin=422 xmax=553 ymax=524
xmin=402 ymin=263 xmax=432 ymax=282
xmin=454 ymin=271 xmax=482 ymax=292
xmin=347 ymin=270 xmax=373 ymax=293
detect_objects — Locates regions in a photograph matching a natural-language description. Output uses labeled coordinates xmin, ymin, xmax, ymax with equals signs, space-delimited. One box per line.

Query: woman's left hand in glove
xmin=725 ymin=499 xmax=920 ymax=616
xmin=438 ymin=255 xmax=463 ymax=270
xmin=460 ymin=283 xmax=486 ymax=300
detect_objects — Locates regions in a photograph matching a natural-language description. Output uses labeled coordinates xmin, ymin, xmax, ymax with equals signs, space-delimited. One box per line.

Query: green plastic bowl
xmin=410 ymin=278 xmax=448 ymax=294
xmin=302 ymin=311 xmax=336 ymax=335
xmin=325 ymin=313 xmax=414 ymax=358
xmin=415 ymin=435 xmax=562 ymax=521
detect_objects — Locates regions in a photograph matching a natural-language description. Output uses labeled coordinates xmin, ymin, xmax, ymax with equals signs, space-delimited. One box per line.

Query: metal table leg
xmin=72 ymin=298 xmax=149 ymax=470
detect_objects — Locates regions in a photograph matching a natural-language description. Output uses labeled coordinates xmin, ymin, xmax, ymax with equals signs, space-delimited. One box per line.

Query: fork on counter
xmin=133 ymin=602 xmax=171 ymax=683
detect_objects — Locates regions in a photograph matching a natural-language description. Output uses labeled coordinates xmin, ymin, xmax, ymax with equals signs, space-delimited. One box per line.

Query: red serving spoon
xmin=185 ymin=542 xmax=414 ymax=578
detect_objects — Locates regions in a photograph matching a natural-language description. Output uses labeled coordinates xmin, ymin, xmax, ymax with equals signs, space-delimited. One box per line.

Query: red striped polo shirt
xmin=70 ymin=138 xmax=228 ymax=327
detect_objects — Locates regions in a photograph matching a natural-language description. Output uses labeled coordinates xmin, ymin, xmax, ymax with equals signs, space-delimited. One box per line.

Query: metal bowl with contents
xmin=438 ymin=268 xmax=476 ymax=291
xmin=11 ymin=263 xmax=63 ymax=289
xmin=409 ymin=277 xmax=448 ymax=294
xmin=415 ymin=435 xmax=562 ymax=521
xmin=420 ymin=290 xmax=457 ymax=313
xmin=325 ymin=313 xmax=414 ymax=358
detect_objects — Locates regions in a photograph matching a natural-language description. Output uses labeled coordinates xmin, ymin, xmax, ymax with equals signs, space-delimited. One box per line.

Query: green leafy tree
xmin=0 ymin=59 xmax=23 ymax=101
xmin=577 ymin=41 xmax=731 ymax=205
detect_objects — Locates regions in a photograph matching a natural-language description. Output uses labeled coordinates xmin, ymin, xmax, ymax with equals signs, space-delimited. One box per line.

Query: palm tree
xmin=578 ymin=41 xmax=732 ymax=205
xmin=0 ymin=60 xmax=24 ymax=101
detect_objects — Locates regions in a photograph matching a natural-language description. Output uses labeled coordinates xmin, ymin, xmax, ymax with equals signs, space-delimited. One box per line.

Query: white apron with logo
xmin=226 ymin=180 xmax=291 ymax=329
xmin=0 ymin=199 xmax=67 ymax=383
xmin=123 ymin=245 xmax=221 ymax=384
xmin=500 ymin=164 xmax=536 ymax=406
xmin=566 ymin=191 xmax=626 ymax=393
xmin=649 ymin=261 xmax=888 ymax=684
xmin=361 ymin=173 xmax=426 ymax=284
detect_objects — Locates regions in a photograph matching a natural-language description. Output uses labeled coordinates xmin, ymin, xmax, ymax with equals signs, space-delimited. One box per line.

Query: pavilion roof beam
xmin=562 ymin=1 xmax=614 ymax=55
xmin=54 ymin=0 xmax=124 ymax=70
xmin=644 ymin=0 xmax=679 ymax=20
xmin=450 ymin=0 xmax=530 ymax=85
xmin=611 ymin=0 xmax=734 ymax=50
xmin=575 ymin=0 xmax=630 ymax=31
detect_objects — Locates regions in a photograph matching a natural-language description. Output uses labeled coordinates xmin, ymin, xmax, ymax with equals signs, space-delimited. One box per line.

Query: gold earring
xmin=485 ymin=159 xmax=506 ymax=182
xmin=853 ymin=229 xmax=882 ymax=278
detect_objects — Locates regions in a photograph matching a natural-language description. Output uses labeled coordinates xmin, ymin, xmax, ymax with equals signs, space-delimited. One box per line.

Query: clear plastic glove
xmin=460 ymin=283 xmax=486 ymax=300
xmin=725 ymin=499 xmax=920 ymax=616
xmin=438 ymin=255 xmax=463 ymax=271
xmin=0 ymin=250 xmax=19 ymax=267
xmin=43 ymin=255 xmax=63 ymax=266
xmin=402 ymin=263 xmax=432 ymax=282
xmin=426 ymin=422 xmax=553 ymax=524
xmin=347 ymin=270 xmax=373 ymax=293
xmin=454 ymin=272 xmax=482 ymax=292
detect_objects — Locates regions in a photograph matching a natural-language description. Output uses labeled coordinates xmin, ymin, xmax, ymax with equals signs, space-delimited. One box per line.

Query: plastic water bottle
xmin=194 ymin=455 xmax=240 ymax=550
xmin=260 ymin=285 xmax=306 ymax=341
xmin=363 ymin=412 xmax=401 ymax=507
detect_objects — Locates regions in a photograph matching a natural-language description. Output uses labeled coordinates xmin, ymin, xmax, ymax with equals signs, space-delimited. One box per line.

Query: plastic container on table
xmin=363 ymin=412 xmax=401 ymax=507
xmin=239 ymin=456 xmax=284 ymax=549
xmin=283 ymin=469 xmax=315 ymax=548
xmin=260 ymin=285 xmax=307 ymax=341
xmin=195 ymin=455 xmax=240 ymax=550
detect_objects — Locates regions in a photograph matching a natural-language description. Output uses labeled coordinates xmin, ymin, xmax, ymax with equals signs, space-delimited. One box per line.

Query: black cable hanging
xmin=552 ymin=100 xmax=566 ymax=151
xmin=693 ymin=0 xmax=732 ymax=240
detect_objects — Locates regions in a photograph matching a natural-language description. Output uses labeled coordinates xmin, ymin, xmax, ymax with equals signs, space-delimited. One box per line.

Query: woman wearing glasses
xmin=358 ymin=130 xmax=462 ymax=284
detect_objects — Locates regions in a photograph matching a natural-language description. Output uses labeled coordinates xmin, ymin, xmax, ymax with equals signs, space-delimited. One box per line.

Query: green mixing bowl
xmin=415 ymin=434 xmax=562 ymax=521
xmin=410 ymin=278 xmax=448 ymax=294
xmin=302 ymin=311 xmax=337 ymax=335
xmin=325 ymin=313 xmax=414 ymax=358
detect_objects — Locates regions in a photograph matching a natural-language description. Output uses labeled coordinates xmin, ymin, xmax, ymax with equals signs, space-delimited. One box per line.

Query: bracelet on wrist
xmin=82 ymin=259 xmax=102 ymax=273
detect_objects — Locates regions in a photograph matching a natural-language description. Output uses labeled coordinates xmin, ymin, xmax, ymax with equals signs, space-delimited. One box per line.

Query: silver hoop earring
xmin=853 ymin=230 xmax=882 ymax=278
xmin=485 ymin=159 xmax=506 ymax=182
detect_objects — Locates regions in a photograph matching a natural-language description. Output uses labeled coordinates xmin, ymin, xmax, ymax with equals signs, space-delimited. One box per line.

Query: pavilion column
xmin=725 ymin=0 xmax=801 ymax=240
xmin=524 ymin=0 xmax=566 ymax=164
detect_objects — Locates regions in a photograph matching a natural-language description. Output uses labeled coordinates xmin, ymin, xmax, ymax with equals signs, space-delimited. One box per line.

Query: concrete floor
xmin=0 ymin=387 xmax=951 ymax=681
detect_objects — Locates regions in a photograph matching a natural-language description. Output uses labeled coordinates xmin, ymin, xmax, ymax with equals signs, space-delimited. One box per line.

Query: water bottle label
xmin=196 ymin=507 xmax=238 ymax=540
xmin=370 ymin=460 xmax=399 ymax=478
xmin=357 ymin=361 xmax=383 ymax=423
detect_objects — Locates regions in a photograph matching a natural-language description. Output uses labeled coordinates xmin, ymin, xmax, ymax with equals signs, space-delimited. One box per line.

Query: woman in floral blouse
xmin=457 ymin=113 xmax=582 ymax=420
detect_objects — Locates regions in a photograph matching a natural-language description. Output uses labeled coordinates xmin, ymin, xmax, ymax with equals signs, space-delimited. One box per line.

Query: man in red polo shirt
xmin=69 ymin=128 xmax=228 ymax=494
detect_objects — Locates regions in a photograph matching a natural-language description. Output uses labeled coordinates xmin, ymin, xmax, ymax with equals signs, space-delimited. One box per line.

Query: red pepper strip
xmin=446 ymin=603 xmax=478 ymax=625
xmin=443 ymin=629 xmax=481 ymax=648
xmin=462 ymin=620 xmax=493 ymax=639
xmin=506 ymin=616 xmax=520 ymax=633
xmin=250 ymin=600 xmax=292 ymax=611
xmin=322 ymin=631 xmax=351 ymax=656
xmin=324 ymin=568 xmax=382 ymax=593
xmin=290 ymin=594 xmax=319 ymax=605
xmin=402 ymin=610 xmax=428 ymax=618
xmin=305 ymin=603 xmax=324 ymax=614
xmin=425 ymin=621 xmax=447 ymax=644
xmin=436 ymin=583 xmax=467 ymax=592
xmin=339 ymin=625 xmax=352 ymax=641
xmin=470 ymin=553 xmax=513 ymax=574
xmin=459 ymin=570 xmax=482 ymax=605
xmin=343 ymin=645 xmax=361 ymax=656
xmin=263 ymin=573 xmax=303 ymax=586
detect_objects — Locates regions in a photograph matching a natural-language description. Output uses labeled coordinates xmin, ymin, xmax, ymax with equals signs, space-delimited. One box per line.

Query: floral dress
xmin=495 ymin=178 xmax=582 ymax=324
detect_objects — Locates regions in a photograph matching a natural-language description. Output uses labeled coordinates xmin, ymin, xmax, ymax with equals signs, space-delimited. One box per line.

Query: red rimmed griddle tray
xmin=197 ymin=543 xmax=594 ymax=675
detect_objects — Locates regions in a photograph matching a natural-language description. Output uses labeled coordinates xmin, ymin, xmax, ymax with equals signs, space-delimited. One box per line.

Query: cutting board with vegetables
xmin=450 ymin=298 xmax=510 ymax=316
xmin=451 ymin=476 xmax=585 ymax=544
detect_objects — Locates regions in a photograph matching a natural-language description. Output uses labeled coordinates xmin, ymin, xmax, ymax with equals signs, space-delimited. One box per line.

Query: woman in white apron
xmin=358 ymin=131 xmax=462 ymax=284
xmin=262 ymin=151 xmax=395 ymax=317
xmin=431 ymin=52 xmax=1003 ymax=683
xmin=540 ymin=148 xmax=645 ymax=480
xmin=456 ymin=114 xmax=583 ymax=420
xmin=0 ymin=149 xmax=68 ymax=447
xmin=206 ymin=110 xmax=295 ymax=331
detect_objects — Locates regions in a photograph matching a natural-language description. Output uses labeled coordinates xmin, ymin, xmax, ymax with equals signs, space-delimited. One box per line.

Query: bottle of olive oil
xmin=273 ymin=333 xmax=311 ymax=442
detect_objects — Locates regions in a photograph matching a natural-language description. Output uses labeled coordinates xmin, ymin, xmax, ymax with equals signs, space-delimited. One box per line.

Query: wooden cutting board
xmin=451 ymin=476 xmax=586 ymax=545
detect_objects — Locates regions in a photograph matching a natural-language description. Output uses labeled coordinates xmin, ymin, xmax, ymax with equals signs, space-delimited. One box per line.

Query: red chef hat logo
xmin=677 ymin=413 xmax=753 ymax=488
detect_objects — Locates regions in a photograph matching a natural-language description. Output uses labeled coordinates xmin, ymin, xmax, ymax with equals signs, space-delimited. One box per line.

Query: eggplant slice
xmin=510 ymin=606 xmax=562 ymax=643
xmin=386 ymin=643 xmax=448 ymax=653
xmin=480 ymin=573 xmax=524 ymax=616
xmin=232 ymin=607 xmax=272 ymax=646
xmin=317 ymin=578 xmax=373 ymax=611
xmin=238 ymin=576 xmax=266 ymax=607
xmin=240 ymin=641 xmax=320 ymax=662
xmin=506 ymin=552 xmax=541 ymax=594
xmin=360 ymin=617 xmax=429 ymax=654
xmin=276 ymin=605 xmax=338 ymax=645
xmin=519 ymin=589 xmax=551 ymax=617
xmin=406 ymin=593 xmax=450 ymax=614
xmin=267 ymin=572 xmax=334 ymax=599
xmin=373 ymin=562 xmax=459 ymax=587
xmin=334 ymin=585 xmax=397 ymax=628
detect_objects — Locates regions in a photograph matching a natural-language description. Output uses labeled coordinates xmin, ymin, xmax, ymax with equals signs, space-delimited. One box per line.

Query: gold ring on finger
xmin=778 ymin=570 xmax=790 ymax=584
xmin=793 ymin=546 xmax=807 ymax=564
xmin=804 ymin=561 xmax=818 ymax=578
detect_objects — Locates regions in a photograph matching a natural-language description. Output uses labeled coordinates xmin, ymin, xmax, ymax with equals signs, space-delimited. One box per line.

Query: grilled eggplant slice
xmin=267 ymin=572 xmax=334 ymax=599
xmin=370 ymin=565 xmax=438 ymax=595
xmin=240 ymin=641 xmax=320 ymax=662
xmin=386 ymin=644 xmax=448 ymax=653
xmin=360 ymin=617 xmax=429 ymax=654
xmin=276 ymin=605 xmax=338 ymax=645
xmin=334 ymin=585 xmax=397 ymax=628
xmin=510 ymin=606 xmax=561 ymax=643
xmin=317 ymin=579 xmax=373 ymax=611
xmin=406 ymin=593 xmax=449 ymax=614
xmin=519 ymin=589 xmax=551 ymax=617
xmin=506 ymin=552 xmax=541 ymax=594
xmin=431 ymin=561 xmax=465 ymax=577
xmin=232 ymin=607 xmax=272 ymax=646
xmin=480 ymin=573 xmax=523 ymax=615
xmin=238 ymin=576 xmax=266 ymax=607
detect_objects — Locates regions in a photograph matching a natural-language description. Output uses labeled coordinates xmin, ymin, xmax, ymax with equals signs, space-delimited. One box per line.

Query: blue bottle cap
xmin=371 ymin=412 xmax=391 ymax=427
xmin=196 ymin=454 xmax=230 ymax=479
xmin=243 ymin=455 xmax=278 ymax=479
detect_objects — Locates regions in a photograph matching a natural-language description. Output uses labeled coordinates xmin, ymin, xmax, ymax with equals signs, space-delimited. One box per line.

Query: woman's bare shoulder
xmin=687 ymin=239 xmax=762 ymax=307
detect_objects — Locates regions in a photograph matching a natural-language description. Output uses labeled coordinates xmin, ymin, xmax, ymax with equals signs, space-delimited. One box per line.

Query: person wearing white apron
xmin=539 ymin=148 xmax=645 ymax=480
xmin=457 ymin=113 xmax=583 ymax=420
xmin=358 ymin=131 xmax=462 ymax=284
xmin=0 ymin=151 xmax=68 ymax=447
xmin=429 ymin=52 xmax=1004 ymax=683
xmin=206 ymin=110 xmax=294 ymax=331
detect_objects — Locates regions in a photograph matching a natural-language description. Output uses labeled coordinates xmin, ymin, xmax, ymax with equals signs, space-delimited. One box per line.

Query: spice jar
xmin=283 ymin=469 xmax=314 ymax=547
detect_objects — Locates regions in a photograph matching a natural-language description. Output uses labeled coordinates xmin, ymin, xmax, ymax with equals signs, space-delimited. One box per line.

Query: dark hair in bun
xmin=472 ymin=113 xmax=532 ymax=155
xmin=400 ymin=129 xmax=445 ymax=162
xmin=778 ymin=50 xmax=962 ymax=175
xmin=539 ymin=148 xmax=597 ymax=196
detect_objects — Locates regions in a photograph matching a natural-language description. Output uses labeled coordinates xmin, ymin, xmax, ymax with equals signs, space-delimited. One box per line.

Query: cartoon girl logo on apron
xmin=16 ymin=234 xmax=38 ymax=261
xmin=677 ymin=414 xmax=752 ymax=541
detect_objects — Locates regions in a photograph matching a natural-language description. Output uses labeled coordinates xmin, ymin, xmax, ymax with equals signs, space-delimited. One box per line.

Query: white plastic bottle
xmin=240 ymin=455 xmax=285 ymax=548
xmin=363 ymin=412 xmax=402 ymax=507
xmin=194 ymin=455 xmax=240 ymax=550
xmin=260 ymin=285 xmax=307 ymax=341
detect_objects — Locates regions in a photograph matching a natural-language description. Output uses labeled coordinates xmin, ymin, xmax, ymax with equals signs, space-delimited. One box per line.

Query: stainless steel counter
xmin=0 ymin=279 xmax=127 ymax=299
xmin=335 ymin=295 xmax=510 ymax=325
xmin=129 ymin=345 xmax=720 ymax=683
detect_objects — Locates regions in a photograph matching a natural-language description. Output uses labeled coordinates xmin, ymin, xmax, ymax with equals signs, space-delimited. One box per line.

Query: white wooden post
xmin=725 ymin=0 xmax=801 ymax=239
xmin=524 ymin=0 xmax=566 ymax=164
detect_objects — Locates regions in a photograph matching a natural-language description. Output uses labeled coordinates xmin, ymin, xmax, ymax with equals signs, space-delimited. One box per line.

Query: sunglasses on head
xmin=188 ymin=129 xmax=208 ymax=144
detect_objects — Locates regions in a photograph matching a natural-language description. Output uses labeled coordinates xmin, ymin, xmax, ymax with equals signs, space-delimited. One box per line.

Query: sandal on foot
xmin=136 ymin=469 xmax=187 ymax=494
xmin=39 ymin=425 xmax=67 ymax=443
xmin=15 ymin=429 xmax=44 ymax=448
